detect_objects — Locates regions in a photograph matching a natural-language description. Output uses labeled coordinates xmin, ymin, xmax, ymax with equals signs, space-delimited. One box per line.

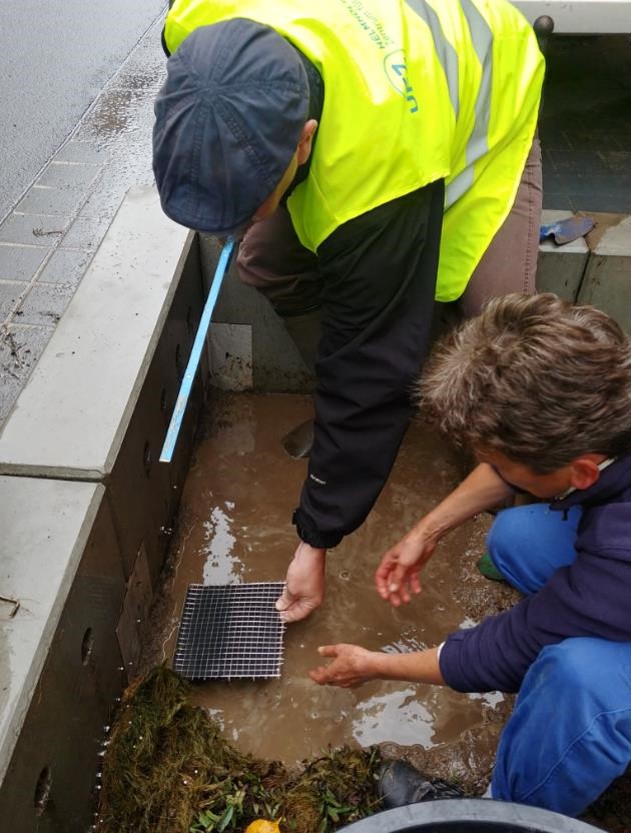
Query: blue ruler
xmin=160 ymin=238 xmax=235 ymax=463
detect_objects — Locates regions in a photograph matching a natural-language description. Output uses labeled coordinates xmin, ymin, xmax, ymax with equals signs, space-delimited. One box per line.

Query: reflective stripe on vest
xmin=404 ymin=0 xmax=459 ymax=119
xmin=163 ymin=0 xmax=544 ymax=302
xmin=445 ymin=0 xmax=493 ymax=207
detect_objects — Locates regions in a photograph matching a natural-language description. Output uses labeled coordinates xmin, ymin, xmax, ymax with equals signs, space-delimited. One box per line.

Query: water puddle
xmin=148 ymin=391 xmax=505 ymax=768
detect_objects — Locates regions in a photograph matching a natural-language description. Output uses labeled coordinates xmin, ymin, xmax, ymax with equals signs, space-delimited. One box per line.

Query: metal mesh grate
xmin=173 ymin=582 xmax=286 ymax=680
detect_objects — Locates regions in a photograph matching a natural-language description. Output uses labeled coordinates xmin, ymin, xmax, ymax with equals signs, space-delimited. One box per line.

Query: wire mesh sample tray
xmin=173 ymin=582 xmax=286 ymax=681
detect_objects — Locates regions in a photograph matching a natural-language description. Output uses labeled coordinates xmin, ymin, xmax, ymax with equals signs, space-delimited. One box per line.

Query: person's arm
xmin=440 ymin=503 xmax=631 ymax=692
xmin=309 ymin=643 xmax=444 ymax=688
xmin=277 ymin=183 xmax=445 ymax=624
xmin=375 ymin=463 xmax=514 ymax=606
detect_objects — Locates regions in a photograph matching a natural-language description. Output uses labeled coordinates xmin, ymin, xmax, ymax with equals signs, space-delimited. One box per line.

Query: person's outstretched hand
xmin=309 ymin=644 xmax=378 ymax=688
xmin=375 ymin=523 xmax=438 ymax=607
xmin=276 ymin=542 xmax=326 ymax=623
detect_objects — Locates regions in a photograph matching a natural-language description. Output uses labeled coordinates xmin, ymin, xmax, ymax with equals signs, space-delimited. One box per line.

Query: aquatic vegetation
xmin=97 ymin=667 xmax=382 ymax=833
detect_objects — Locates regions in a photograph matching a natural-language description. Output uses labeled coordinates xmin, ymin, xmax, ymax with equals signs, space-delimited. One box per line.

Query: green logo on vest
xmin=384 ymin=50 xmax=418 ymax=114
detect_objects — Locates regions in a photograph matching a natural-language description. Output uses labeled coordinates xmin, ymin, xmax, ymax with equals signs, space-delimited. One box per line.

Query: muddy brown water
xmin=143 ymin=390 xmax=509 ymax=784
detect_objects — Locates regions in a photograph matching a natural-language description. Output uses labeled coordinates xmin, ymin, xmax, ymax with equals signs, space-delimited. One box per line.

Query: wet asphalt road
xmin=0 ymin=0 xmax=165 ymax=221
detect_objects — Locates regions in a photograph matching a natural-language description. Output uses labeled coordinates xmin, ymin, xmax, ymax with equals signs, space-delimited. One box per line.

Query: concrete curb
xmin=0 ymin=186 xmax=206 ymax=831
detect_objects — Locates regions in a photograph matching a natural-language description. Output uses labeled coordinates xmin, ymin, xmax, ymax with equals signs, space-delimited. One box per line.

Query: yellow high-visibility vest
xmin=164 ymin=0 xmax=543 ymax=301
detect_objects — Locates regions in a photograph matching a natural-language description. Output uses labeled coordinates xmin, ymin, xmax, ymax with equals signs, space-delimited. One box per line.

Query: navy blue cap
xmin=153 ymin=19 xmax=309 ymax=234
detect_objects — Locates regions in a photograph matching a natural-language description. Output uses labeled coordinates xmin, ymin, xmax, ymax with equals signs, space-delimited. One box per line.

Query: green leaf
xmin=217 ymin=805 xmax=234 ymax=832
xmin=324 ymin=787 xmax=340 ymax=807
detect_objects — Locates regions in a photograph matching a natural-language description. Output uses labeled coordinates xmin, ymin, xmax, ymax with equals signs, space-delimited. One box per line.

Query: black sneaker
xmin=378 ymin=760 xmax=464 ymax=809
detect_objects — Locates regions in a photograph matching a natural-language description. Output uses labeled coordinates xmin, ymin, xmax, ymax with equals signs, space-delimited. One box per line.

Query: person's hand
xmin=375 ymin=523 xmax=439 ymax=607
xmin=275 ymin=542 xmax=326 ymax=623
xmin=309 ymin=644 xmax=378 ymax=688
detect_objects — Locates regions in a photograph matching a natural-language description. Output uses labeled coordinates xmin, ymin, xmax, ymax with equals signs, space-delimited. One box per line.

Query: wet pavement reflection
xmin=150 ymin=391 xmax=505 ymax=766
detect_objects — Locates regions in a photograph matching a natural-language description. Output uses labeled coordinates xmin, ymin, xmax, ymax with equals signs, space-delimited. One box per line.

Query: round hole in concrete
xmin=81 ymin=627 xmax=94 ymax=665
xmin=143 ymin=441 xmax=152 ymax=477
xmin=160 ymin=387 xmax=167 ymax=412
xmin=34 ymin=766 xmax=52 ymax=816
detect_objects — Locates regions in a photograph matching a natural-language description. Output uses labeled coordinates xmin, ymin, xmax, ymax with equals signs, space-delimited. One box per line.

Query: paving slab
xmin=15 ymin=282 xmax=77 ymax=326
xmin=33 ymin=248 xmax=94 ymax=285
xmin=36 ymin=161 xmax=101 ymax=190
xmin=57 ymin=215 xmax=113 ymax=252
xmin=15 ymin=185 xmax=90 ymax=217
xmin=53 ymin=139 xmax=108 ymax=166
xmin=0 ymin=325 xmax=54 ymax=421
xmin=0 ymin=245 xmax=48 ymax=283
xmin=0 ymin=186 xmax=189 ymax=478
xmin=0 ymin=214 xmax=71 ymax=247
xmin=0 ymin=477 xmax=105 ymax=785
xmin=0 ymin=282 xmax=27 ymax=321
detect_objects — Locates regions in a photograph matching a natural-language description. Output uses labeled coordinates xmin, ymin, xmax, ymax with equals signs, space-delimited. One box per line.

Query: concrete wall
xmin=200 ymin=235 xmax=314 ymax=393
xmin=0 ymin=187 xmax=207 ymax=832
xmin=199 ymin=210 xmax=631 ymax=391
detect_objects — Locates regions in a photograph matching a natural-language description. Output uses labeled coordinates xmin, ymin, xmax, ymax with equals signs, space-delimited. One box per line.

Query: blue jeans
xmin=487 ymin=504 xmax=631 ymax=816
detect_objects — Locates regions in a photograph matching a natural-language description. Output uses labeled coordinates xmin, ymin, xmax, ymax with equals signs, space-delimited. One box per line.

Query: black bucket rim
xmin=339 ymin=799 xmax=604 ymax=832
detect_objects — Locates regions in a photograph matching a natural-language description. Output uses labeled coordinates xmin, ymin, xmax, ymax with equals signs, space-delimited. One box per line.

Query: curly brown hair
xmin=418 ymin=293 xmax=631 ymax=473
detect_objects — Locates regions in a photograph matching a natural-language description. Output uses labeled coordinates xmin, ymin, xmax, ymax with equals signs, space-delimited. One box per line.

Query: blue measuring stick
xmin=160 ymin=238 xmax=236 ymax=463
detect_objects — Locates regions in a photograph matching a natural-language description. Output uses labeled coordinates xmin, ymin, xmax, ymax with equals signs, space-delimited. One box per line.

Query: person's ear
xmin=569 ymin=455 xmax=603 ymax=491
xmin=297 ymin=119 xmax=318 ymax=165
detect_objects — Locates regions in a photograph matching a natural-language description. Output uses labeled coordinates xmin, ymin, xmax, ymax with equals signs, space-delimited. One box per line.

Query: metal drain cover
xmin=173 ymin=582 xmax=286 ymax=681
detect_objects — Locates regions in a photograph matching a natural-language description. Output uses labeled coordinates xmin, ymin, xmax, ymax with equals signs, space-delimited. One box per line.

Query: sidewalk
xmin=0 ymin=14 xmax=167 ymax=428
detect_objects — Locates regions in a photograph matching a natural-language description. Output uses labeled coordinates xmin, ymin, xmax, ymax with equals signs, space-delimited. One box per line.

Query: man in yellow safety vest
xmin=153 ymin=0 xmax=544 ymax=624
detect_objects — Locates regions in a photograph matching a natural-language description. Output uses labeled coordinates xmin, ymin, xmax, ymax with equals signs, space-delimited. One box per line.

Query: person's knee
xmin=487 ymin=506 xmax=533 ymax=564
xmin=537 ymin=638 xmax=605 ymax=691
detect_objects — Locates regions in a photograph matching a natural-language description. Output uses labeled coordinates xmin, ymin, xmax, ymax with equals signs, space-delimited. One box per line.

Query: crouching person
xmin=310 ymin=293 xmax=631 ymax=817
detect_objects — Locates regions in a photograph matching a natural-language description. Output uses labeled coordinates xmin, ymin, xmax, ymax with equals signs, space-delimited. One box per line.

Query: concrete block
xmin=0 ymin=186 xmax=204 ymax=586
xmin=577 ymin=215 xmax=631 ymax=332
xmin=0 ymin=186 xmax=190 ymax=478
xmin=536 ymin=209 xmax=589 ymax=301
xmin=209 ymin=323 xmax=254 ymax=390
xmin=0 ymin=477 xmax=105 ymax=785
xmin=200 ymin=235 xmax=314 ymax=393
xmin=0 ymin=478 xmax=127 ymax=832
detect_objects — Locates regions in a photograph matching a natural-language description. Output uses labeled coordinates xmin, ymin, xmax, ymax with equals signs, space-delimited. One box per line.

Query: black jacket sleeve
xmin=292 ymin=182 xmax=445 ymax=549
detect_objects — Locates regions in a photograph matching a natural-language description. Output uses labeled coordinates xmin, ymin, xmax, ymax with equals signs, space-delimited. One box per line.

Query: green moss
xmin=98 ymin=667 xmax=381 ymax=833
